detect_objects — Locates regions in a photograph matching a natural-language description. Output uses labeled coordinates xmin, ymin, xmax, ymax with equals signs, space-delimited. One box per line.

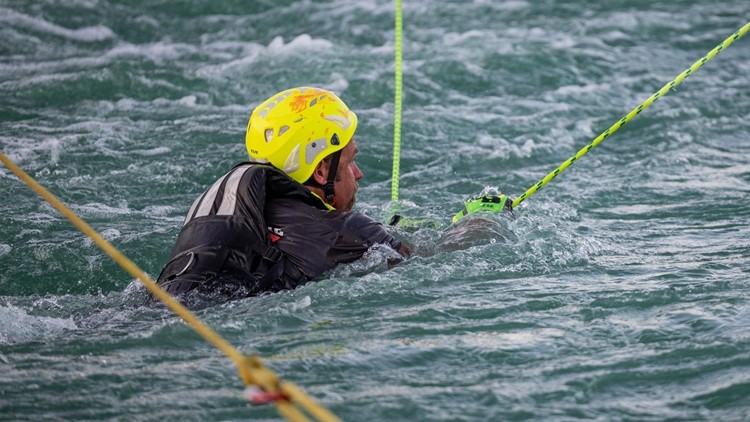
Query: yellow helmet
xmin=245 ymin=87 xmax=358 ymax=183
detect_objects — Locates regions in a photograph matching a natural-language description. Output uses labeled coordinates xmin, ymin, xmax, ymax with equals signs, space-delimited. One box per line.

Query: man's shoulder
xmin=333 ymin=210 xmax=394 ymax=239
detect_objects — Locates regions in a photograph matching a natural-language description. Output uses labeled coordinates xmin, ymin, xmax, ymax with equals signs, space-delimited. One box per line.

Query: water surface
xmin=1 ymin=1 xmax=749 ymax=421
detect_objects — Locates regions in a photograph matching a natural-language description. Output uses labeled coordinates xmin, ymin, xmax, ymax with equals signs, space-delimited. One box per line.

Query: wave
xmin=0 ymin=302 xmax=77 ymax=345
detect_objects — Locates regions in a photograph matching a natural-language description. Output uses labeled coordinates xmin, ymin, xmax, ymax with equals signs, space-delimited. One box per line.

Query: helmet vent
xmin=278 ymin=125 xmax=289 ymax=137
xmin=264 ymin=129 xmax=274 ymax=143
xmin=284 ymin=145 xmax=301 ymax=173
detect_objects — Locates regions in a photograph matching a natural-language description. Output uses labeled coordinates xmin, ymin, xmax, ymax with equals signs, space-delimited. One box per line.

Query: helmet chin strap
xmin=323 ymin=149 xmax=341 ymax=205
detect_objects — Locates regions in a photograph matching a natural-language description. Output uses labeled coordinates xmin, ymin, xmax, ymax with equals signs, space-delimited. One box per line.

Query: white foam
xmin=326 ymin=73 xmax=350 ymax=93
xmin=22 ymin=212 xmax=59 ymax=226
xmin=442 ymin=29 xmax=488 ymax=46
xmin=0 ymin=7 xmax=115 ymax=42
xmin=462 ymin=133 xmax=546 ymax=160
xmin=123 ymin=279 xmax=147 ymax=296
xmin=194 ymin=43 xmax=264 ymax=77
xmin=551 ymin=83 xmax=611 ymax=97
xmin=290 ymin=295 xmax=312 ymax=312
xmin=140 ymin=205 xmax=175 ymax=217
xmin=197 ymin=34 xmax=337 ymax=81
xmin=0 ymin=40 xmax=200 ymax=78
xmin=0 ymin=135 xmax=68 ymax=168
xmin=460 ymin=328 xmax=567 ymax=350
xmin=267 ymin=34 xmax=333 ymax=53
xmin=472 ymin=0 xmax=528 ymax=10
xmin=0 ymin=303 xmax=77 ymax=344
xmin=0 ymin=244 xmax=11 ymax=257
xmin=131 ymin=147 xmax=171 ymax=156
xmin=75 ymin=202 xmax=132 ymax=216
xmin=177 ymin=95 xmax=197 ymax=106
xmin=100 ymin=228 xmax=121 ymax=241
xmin=103 ymin=41 xmax=190 ymax=62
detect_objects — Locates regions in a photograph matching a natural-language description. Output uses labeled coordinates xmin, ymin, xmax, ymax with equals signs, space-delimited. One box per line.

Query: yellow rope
xmin=391 ymin=0 xmax=403 ymax=201
xmin=512 ymin=21 xmax=750 ymax=208
xmin=0 ymin=150 xmax=341 ymax=422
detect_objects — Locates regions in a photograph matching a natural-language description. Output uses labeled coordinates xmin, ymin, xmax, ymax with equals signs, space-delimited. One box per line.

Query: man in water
xmin=154 ymin=87 xmax=409 ymax=302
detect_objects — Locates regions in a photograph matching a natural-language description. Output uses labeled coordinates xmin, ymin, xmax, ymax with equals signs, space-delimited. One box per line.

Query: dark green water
xmin=2 ymin=1 xmax=749 ymax=421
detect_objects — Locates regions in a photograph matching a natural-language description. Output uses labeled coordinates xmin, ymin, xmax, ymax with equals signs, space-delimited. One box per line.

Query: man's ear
xmin=311 ymin=160 xmax=329 ymax=185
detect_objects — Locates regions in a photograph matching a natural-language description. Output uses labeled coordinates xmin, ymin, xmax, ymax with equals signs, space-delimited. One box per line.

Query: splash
xmin=0 ymin=303 xmax=77 ymax=344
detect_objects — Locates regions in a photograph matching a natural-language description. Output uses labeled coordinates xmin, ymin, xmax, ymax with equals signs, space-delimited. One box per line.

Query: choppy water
xmin=2 ymin=1 xmax=750 ymax=421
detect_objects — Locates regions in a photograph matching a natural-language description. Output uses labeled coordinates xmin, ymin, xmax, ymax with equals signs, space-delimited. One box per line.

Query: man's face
xmin=332 ymin=139 xmax=363 ymax=211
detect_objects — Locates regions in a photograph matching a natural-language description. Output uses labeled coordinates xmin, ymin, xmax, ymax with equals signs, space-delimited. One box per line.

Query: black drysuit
xmin=155 ymin=163 xmax=404 ymax=300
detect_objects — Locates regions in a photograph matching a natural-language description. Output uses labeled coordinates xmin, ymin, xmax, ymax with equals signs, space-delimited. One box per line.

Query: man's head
xmin=245 ymin=87 xmax=361 ymax=210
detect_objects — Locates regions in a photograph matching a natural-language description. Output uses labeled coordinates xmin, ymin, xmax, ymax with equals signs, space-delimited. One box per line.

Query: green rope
xmin=511 ymin=21 xmax=750 ymax=209
xmin=391 ymin=0 xmax=403 ymax=201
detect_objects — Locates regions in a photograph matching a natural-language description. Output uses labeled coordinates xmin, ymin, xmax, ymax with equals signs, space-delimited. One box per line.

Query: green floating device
xmin=452 ymin=194 xmax=513 ymax=223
